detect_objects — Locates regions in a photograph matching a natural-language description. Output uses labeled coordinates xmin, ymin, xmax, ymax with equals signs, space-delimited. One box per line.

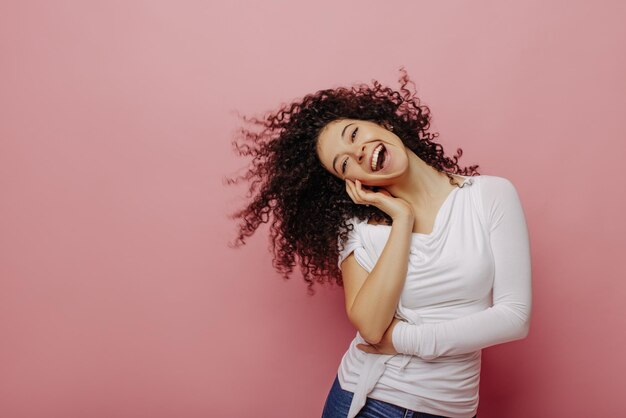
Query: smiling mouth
xmin=370 ymin=144 xmax=387 ymax=171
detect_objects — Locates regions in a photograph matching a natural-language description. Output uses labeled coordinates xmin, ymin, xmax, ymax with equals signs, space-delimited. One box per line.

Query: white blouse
xmin=335 ymin=174 xmax=532 ymax=418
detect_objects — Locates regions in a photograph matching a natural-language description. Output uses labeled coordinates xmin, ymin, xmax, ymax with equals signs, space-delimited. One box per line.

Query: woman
xmin=228 ymin=68 xmax=532 ymax=418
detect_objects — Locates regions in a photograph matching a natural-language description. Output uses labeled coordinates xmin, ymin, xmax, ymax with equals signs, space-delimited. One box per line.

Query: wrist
xmin=391 ymin=215 xmax=414 ymax=230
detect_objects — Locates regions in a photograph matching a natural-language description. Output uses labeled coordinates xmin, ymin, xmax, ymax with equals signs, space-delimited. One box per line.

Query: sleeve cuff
xmin=392 ymin=320 xmax=417 ymax=356
xmin=393 ymin=321 xmax=441 ymax=360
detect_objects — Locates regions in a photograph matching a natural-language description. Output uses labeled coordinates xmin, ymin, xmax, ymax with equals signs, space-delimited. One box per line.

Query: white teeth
xmin=371 ymin=144 xmax=384 ymax=171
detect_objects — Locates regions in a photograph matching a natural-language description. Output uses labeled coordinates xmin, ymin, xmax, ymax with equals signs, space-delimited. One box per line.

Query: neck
xmin=385 ymin=151 xmax=455 ymax=211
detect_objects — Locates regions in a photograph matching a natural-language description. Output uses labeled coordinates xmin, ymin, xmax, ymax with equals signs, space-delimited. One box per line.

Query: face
xmin=316 ymin=119 xmax=409 ymax=186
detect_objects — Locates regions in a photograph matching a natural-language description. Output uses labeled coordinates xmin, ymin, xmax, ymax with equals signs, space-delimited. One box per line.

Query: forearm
xmin=350 ymin=216 xmax=413 ymax=344
xmin=392 ymin=301 xmax=531 ymax=359
xmin=392 ymin=177 xmax=532 ymax=359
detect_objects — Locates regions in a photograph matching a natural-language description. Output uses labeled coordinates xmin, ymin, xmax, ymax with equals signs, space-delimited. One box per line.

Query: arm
xmin=338 ymin=179 xmax=415 ymax=345
xmin=342 ymin=215 xmax=414 ymax=345
xmin=392 ymin=177 xmax=532 ymax=360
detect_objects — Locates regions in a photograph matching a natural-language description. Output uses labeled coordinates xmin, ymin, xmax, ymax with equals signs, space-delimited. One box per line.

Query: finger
xmin=376 ymin=188 xmax=392 ymax=197
xmin=356 ymin=344 xmax=374 ymax=353
xmin=354 ymin=180 xmax=375 ymax=205
xmin=357 ymin=182 xmax=391 ymax=206
xmin=352 ymin=179 xmax=367 ymax=202
xmin=345 ymin=180 xmax=361 ymax=204
xmin=347 ymin=180 xmax=367 ymax=205
xmin=345 ymin=182 xmax=358 ymax=204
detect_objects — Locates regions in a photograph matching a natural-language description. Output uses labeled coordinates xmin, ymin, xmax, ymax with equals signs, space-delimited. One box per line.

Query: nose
xmin=351 ymin=144 xmax=367 ymax=164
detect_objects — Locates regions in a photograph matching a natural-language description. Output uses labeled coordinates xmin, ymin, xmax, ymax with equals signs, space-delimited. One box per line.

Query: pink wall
xmin=1 ymin=1 xmax=625 ymax=417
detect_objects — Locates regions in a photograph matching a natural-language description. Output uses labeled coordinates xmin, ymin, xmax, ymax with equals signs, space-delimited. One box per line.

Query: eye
xmin=351 ymin=127 xmax=358 ymax=142
xmin=341 ymin=127 xmax=358 ymax=175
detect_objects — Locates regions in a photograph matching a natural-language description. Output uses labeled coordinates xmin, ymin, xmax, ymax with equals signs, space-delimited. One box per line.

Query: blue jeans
xmin=322 ymin=374 xmax=477 ymax=418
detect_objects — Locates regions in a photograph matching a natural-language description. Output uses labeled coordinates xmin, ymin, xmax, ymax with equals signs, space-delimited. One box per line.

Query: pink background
xmin=1 ymin=1 xmax=625 ymax=417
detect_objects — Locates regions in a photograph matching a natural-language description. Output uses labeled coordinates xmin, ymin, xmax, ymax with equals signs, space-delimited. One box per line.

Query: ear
xmin=382 ymin=121 xmax=394 ymax=132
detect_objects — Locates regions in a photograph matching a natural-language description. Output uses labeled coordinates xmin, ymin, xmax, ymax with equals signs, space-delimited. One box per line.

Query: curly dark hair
xmin=225 ymin=67 xmax=480 ymax=295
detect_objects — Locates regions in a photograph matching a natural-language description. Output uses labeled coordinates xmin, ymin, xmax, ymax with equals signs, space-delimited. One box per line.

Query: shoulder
xmin=344 ymin=216 xmax=365 ymax=228
xmin=469 ymin=173 xmax=514 ymax=187
xmin=339 ymin=216 xmax=366 ymax=240
xmin=472 ymin=174 xmax=526 ymax=229
xmin=470 ymin=174 xmax=519 ymax=199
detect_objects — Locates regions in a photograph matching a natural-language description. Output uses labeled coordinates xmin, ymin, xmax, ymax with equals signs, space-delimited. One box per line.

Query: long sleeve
xmin=392 ymin=176 xmax=532 ymax=360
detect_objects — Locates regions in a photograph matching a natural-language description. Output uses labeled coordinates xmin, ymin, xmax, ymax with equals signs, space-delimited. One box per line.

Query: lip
xmin=369 ymin=143 xmax=386 ymax=173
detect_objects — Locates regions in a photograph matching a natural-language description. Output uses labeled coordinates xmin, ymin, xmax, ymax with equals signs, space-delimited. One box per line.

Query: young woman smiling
xmin=229 ymin=68 xmax=532 ymax=418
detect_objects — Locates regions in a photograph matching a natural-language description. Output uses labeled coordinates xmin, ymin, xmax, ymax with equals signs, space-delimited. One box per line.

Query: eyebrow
xmin=332 ymin=122 xmax=354 ymax=175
